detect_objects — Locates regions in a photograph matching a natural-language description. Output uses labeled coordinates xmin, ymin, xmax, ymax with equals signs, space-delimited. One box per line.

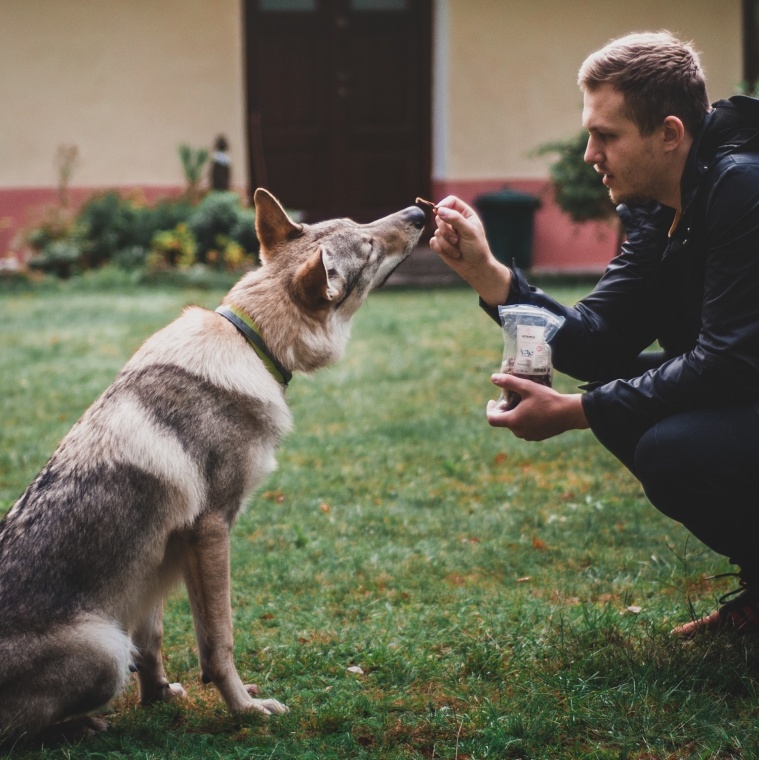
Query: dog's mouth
xmin=375 ymin=248 xmax=421 ymax=289
xmin=375 ymin=255 xmax=410 ymax=289
xmin=376 ymin=221 xmax=426 ymax=288
xmin=352 ymin=205 xmax=427 ymax=292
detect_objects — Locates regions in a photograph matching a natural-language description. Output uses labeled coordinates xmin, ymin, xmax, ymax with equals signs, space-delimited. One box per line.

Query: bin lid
xmin=475 ymin=187 xmax=540 ymax=208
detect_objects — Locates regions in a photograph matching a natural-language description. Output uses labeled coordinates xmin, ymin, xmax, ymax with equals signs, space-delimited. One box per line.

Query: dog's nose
xmin=404 ymin=205 xmax=427 ymax=229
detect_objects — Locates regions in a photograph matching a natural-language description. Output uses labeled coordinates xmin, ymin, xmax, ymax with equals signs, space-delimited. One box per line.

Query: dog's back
xmin=0 ymin=305 xmax=291 ymax=737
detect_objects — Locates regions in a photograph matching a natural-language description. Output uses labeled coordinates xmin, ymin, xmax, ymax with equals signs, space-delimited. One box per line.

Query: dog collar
xmin=215 ymin=305 xmax=292 ymax=387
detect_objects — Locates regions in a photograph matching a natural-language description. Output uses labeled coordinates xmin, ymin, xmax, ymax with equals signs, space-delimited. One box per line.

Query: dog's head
xmin=253 ymin=188 xmax=426 ymax=318
xmin=223 ymin=189 xmax=426 ymax=374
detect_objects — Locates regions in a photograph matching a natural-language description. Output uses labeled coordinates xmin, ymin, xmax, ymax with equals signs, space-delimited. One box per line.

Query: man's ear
xmin=254 ymin=188 xmax=303 ymax=255
xmin=295 ymin=246 xmax=346 ymax=309
xmin=662 ymin=115 xmax=686 ymax=153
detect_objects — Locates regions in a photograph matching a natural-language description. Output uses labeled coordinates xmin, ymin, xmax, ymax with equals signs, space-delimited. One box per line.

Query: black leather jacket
xmin=483 ymin=96 xmax=759 ymax=442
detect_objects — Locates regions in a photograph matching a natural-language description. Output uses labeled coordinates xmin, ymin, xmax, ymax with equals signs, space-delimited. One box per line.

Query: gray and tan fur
xmin=0 ymin=189 xmax=426 ymax=741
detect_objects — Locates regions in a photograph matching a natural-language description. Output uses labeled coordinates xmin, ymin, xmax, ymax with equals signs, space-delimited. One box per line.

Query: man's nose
xmin=584 ymin=137 xmax=601 ymax=166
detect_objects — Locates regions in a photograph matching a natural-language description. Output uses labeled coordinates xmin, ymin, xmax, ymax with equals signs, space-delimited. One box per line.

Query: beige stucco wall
xmin=0 ymin=0 xmax=247 ymax=189
xmin=437 ymin=0 xmax=744 ymax=180
xmin=0 ymin=1 xmax=745 ymax=193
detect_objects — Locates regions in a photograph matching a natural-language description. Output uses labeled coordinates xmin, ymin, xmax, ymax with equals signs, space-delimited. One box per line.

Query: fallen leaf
xmin=347 ymin=665 xmax=364 ymax=675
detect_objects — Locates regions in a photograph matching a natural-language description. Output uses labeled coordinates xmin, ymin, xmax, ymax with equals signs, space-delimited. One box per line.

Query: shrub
xmin=147 ymin=223 xmax=197 ymax=271
xmin=188 ymin=191 xmax=259 ymax=267
xmin=76 ymin=192 xmax=146 ymax=268
xmin=25 ymin=205 xmax=80 ymax=278
xmin=23 ymin=186 xmax=261 ymax=279
xmin=535 ymin=131 xmax=616 ymax=223
xmin=28 ymin=238 xmax=81 ymax=279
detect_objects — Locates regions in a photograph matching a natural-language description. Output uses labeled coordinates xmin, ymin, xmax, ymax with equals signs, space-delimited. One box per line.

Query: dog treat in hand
xmin=415 ymin=197 xmax=438 ymax=213
xmin=497 ymin=305 xmax=565 ymax=410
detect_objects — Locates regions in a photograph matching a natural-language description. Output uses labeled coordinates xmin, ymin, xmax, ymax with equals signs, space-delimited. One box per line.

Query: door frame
xmin=242 ymin=0 xmax=432 ymax=220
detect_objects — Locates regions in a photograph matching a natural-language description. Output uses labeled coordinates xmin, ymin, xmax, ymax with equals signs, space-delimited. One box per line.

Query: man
xmin=430 ymin=31 xmax=759 ymax=637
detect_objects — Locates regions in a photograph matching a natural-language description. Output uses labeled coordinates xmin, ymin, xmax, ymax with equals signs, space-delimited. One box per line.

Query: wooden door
xmin=244 ymin=0 xmax=432 ymax=222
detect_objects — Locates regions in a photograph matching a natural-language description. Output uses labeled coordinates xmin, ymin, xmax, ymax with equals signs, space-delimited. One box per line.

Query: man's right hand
xmin=429 ymin=195 xmax=512 ymax=307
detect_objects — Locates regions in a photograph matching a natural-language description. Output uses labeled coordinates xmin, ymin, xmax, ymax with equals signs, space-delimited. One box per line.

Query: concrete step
xmin=385 ymin=245 xmax=465 ymax=288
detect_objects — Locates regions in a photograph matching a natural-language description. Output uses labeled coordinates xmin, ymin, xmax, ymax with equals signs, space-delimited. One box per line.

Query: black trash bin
xmin=475 ymin=187 xmax=540 ymax=270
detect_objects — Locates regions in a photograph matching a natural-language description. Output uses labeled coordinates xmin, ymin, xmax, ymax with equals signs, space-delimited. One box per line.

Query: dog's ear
xmin=254 ymin=188 xmax=303 ymax=254
xmin=294 ymin=246 xmax=346 ymax=309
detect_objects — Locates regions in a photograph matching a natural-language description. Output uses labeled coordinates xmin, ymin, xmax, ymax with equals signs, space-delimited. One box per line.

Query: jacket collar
xmin=680 ymin=96 xmax=759 ymax=217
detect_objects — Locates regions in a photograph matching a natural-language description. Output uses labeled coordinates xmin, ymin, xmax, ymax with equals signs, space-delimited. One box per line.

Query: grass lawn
xmin=1 ymin=275 xmax=758 ymax=759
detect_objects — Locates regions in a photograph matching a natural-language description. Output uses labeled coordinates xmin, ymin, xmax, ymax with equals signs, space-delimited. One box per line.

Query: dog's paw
xmin=82 ymin=716 xmax=110 ymax=734
xmin=167 ymin=682 xmax=187 ymax=699
xmin=140 ymin=681 xmax=187 ymax=706
xmin=40 ymin=715 xmax=109 ymax=743
xmin=248 ymin=698 xmax=288 ymax=715
xmin=244 ymin=683 xmax=287 ymax=713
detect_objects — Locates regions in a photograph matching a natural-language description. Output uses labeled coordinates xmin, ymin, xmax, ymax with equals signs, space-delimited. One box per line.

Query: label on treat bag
xmin=513 ymin=324 xmax=547 ymax=375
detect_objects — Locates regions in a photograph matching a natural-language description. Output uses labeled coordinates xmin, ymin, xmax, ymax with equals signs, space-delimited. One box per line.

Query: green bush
xmin=76 ymin=192 xmax=148 ymax=268
xmin=187 ymin=191 xmax=259 ymax=266
xmin=147 ymin=223 xmax=197 ymax=271
xmin=535 ymin=131 xmax=616 ymax=223
xmin=28 ymin=238 xmax=80 ymax=279
xmin=25 ymin=190 xmax=260 ymax=278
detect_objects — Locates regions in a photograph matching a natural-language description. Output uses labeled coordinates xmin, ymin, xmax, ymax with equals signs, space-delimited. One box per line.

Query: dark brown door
xmin=244 ymin=0 xmax=432 ymax=222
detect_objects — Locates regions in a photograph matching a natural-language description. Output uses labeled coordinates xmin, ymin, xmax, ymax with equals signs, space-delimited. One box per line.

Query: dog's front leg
xmin=132 ymin=600 xmax=187 ymax=705
xmin=181 ymin=512 xmax=286 ymax=715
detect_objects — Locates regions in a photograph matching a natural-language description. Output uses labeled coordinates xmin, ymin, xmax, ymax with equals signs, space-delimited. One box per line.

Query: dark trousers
xmin=593 ymin=403 xmax=759 ymax=585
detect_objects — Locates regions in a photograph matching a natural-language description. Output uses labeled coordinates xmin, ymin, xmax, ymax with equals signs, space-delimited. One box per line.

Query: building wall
xmin=0 ymin=0 xmax=246 ymax=257
xmin=439 ymin=0 xmax=742 ymax=181
xmin=0 ymin=0 xmax=247 ymax=189
xmin=433 ymin=0 xmax=743 ymax=270
xmin=0 ymin=0 xmax=746 ymax=272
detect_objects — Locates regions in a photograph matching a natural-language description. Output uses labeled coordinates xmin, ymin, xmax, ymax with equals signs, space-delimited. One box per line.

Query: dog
xmin=0 ymin=189 xmax=426 ymax=741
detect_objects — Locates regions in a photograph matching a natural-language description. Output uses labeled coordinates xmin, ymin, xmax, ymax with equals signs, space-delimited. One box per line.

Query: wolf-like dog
xmin=0 ymin=189 xmax=426 ymax=740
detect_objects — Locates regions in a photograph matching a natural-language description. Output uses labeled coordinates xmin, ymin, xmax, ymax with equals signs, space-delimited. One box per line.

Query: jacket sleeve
xmin=482 ymin=201 xmax=672 ymax=383
xmin=583 ymin=156 xmax=759 ymax=435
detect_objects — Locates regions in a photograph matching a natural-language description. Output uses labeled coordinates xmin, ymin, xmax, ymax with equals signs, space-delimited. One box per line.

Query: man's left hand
xmin=486 ymin=373 xmax=590 ymax=440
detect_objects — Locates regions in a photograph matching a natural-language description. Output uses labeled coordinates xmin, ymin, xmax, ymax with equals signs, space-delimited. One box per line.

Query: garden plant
xmin=20 ymin=144 xmax=260 ymax=281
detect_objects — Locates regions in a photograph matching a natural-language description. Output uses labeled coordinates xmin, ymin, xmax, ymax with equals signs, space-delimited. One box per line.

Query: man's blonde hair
xmin=578 ymin=31 xmax=710 ymax=137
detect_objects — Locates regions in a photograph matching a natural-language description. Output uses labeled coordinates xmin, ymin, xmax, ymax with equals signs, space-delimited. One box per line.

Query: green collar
xmin=215 ymin=305 xmax=292 ymax=387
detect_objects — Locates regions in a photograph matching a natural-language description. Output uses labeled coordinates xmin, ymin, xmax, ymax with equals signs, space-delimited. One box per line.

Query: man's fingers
xmin=491 ymin=372 xmax=533 ymax=391
xmin=431 ymin=239 xmax=463 ymax=260
xmin=430 ymin=227 xmax=462 ymax=260
xmin=436 ymin=195 xmax=476 ymax=218
xmin=486 ymin=398 xmax=514 ymax=429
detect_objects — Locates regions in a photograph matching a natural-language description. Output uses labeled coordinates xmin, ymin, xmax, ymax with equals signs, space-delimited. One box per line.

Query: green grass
xmin=2 ymin=276 xmax=759 ymax=759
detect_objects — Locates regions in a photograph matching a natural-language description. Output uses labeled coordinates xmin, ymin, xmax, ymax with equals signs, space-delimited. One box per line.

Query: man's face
xmin=582 ymin=84 xmax=664 ymax=205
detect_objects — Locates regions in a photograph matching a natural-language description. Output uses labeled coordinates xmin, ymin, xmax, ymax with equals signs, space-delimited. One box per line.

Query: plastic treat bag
xmin=497 ymin=305 xmax=565 ymax=410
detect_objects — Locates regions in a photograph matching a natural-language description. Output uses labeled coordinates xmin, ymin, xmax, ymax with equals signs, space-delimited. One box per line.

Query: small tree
xmin=178 ymin=144 xmax=209 ymax=204
xmin=55 ymin=144 xmax=79 ymax=208
xmin=535 ymin=131 xmax=616 ymax=223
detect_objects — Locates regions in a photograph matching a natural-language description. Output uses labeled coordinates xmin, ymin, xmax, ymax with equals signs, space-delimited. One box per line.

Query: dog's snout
xmin=404 ymin=206 xmax=427 ymax=230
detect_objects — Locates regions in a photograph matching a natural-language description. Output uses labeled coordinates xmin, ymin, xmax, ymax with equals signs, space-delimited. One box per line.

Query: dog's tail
xmin=0 ymin=613 xmax=135 ymax=740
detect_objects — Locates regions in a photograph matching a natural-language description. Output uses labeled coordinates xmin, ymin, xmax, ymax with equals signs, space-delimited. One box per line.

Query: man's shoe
xmin=672 ymin=580 xmax=759 ymax=638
